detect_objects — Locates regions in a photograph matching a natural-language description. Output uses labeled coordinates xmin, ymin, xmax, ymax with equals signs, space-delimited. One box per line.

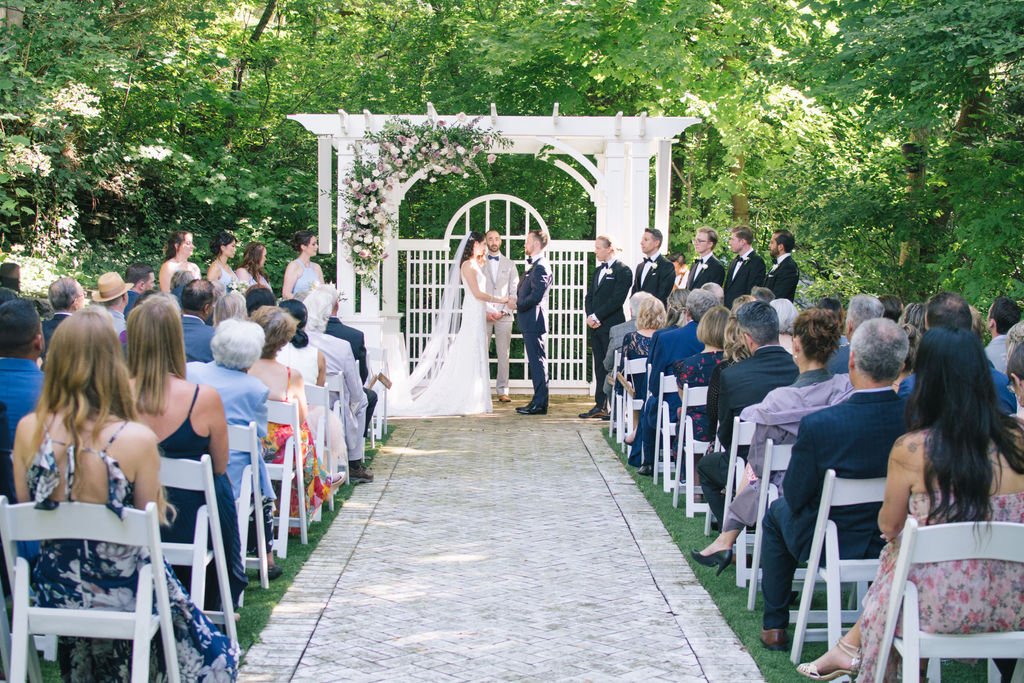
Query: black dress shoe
xmin=637 ymin=464 xmax=653 ymax=476
xmin=516 ymin=405 xmax=547 ymax=415
xmin=578 ymin=406 xmax=610 ymax=419
xmin=267 ymin=564 xmax=284 ymax=581
xmin=690 ymin=548 xmax=734 ymax=576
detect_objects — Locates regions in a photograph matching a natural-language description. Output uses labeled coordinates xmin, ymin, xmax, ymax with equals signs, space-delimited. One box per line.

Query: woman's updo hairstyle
xmin=278 ymin=299 xmax=310 ymax=349
xmin=291 ymin=230 xmax=316 ymax=253
xmin=793 ymin=308 xmax=841 ymax=365
xmin=209 ymin=230 xmax=236 ymax=257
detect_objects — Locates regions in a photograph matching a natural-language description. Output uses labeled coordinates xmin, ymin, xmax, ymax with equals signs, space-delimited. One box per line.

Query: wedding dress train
xmin=389 ymin=262 xmax=493 ymax=417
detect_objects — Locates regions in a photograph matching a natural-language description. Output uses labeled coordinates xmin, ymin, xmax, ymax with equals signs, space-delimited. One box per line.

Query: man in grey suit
xmin=483 ymin=230 xmax=520 ymax=403
xmin=986 ymin=296 xmax=1021 ymax=374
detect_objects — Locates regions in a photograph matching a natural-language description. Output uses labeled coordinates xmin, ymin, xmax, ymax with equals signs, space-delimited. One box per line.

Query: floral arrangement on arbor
xmin=341 ymin=116 xmax=509 ymax=290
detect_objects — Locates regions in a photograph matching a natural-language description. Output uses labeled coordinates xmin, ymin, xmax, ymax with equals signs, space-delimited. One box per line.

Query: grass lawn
xmin=601 ymin=429 xmax=989 ymax=683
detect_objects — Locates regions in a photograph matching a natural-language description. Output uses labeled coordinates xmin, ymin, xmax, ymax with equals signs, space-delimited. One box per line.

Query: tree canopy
xmin=0 ymin=0 xmax=1021 ymax=305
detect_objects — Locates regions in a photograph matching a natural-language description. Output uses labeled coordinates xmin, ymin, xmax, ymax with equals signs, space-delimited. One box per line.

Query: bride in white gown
xmin=389 ymin=232 xmax=512 ymax=417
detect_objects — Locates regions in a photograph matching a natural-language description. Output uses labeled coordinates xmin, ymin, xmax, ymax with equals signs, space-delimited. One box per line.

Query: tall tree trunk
xmin=233 ymin=0 xmax=277 ymax=92
xmin=731 ymin=153 xmax=749 ymax=224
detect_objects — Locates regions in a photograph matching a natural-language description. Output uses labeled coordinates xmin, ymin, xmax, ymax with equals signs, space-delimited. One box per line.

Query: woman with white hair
xmin=305 ymin=286 xmax=372 ymax=476
xmin=187 ymin=318 xmax=283 ymax=579
xmin=770 ymin=298 xmax=799 ymax=355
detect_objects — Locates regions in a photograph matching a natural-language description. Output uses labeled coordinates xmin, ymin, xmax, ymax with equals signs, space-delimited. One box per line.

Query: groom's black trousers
xmin=523 ymin=331 xmax=549 ymax=408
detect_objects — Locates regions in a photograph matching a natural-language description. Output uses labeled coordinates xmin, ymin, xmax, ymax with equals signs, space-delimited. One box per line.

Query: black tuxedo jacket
xmin=716 ymin=345 xmax=799 ymax=451
xmin=686 ymin=255 xmax=726 ymax=290
xmin=763 ymin=255 xmax=799 ymax=301
xmin=778 ymin=390 xmax=906 ymax=562
xmin=517 ymin=259 xmax=552 ymax=335
xmin=632 ymin=254 xmax=674 ymax=305
xmin=723 ymin=251 xmax=767 ymax=307
xmin=326 ymin=316 xmax=368 ymax=384
xmin=585 ymin=261 xmax=631 ymax=328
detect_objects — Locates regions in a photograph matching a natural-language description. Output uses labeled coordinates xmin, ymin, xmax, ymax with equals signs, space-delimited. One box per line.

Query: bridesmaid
xmin=235 ymin=242 xmax=273 ymax=292
xmin=207 ymin=231 xmax=239 ymax=288
xmin=158 ymin=231 xmax=201 ymax=292
xmin=281 ymin=231 xmax=324 ymax=300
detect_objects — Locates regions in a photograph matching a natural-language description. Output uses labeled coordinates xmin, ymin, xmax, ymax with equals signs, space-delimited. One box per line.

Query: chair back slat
xmin=624 ymin=357 xmax=647 ymax=376
xmin=830 ymin=475 xmax=887 ymax=507
xmin=0 ymin=498 xmax=152 ymax=546
xmin=325 ymin=372 xmax=344 ymax=394
xmin=910 ymin=521 xmax=1024 ymax=564
xmin=159 ymin=454 xmax=211 ymax=491
xmin=659 ymin=373 xmax=676 ymax=395
xmin=305 ymin=383 xmax=330 ymax=411
xmin=735 ymin=419 xmax=757 ymax=447
xmin=265 ymin=399 xmax=300 ymax=429
xmin=680 ymin=384 xmax=708 ymax=409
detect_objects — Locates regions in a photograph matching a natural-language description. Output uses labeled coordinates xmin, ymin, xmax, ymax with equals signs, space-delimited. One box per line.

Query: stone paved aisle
xmin=240 ymin=397 xmax=762 ymax=682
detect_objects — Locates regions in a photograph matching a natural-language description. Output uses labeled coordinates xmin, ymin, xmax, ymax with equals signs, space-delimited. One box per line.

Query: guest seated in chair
xmin=12 ymin=307 xmax=238 ymax=680
xmin=692 ymin=307 xmax=850 ymax=572
xmin=796 ymin=328 xmax=1024 ymax=681
xmin=758 ymin=318 xmax=908 ymax=652
xmin=128 ymin=294 xmax=248 ymax=607
xmin=673 ymin=305 xmax=729 ymax=444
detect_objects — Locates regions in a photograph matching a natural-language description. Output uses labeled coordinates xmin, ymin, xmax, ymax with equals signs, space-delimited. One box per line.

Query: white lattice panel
xmin=397 ymin=195 xmax=591 ymax=393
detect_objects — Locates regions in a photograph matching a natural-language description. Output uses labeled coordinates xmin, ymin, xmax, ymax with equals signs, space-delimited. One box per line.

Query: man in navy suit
xmin=723 ymin=225 xmax=767 ymax=308
xmin=634 ymin=289 xmax=717 ymax=472
xmin=41 ymin=276 xmax=86 ymax=361
xmin=686 ymin=227 xmax=726 ymax=290
xmin=181 ymin=279 xmax=216 ymax=363
xmin=580 ymin=236 xmax=632 ymax=419
xmin=516 ymin=230 xmax=554 ymax=415
xmin=763 ymin=229 xmax=799 ymax=301
xmin=631 ymin=228 xmax=675 ymax=306
xmin=698 ymin=300 xmax=799 ymax=512
xmin=758 ymin=318 xmax=908 ymax=651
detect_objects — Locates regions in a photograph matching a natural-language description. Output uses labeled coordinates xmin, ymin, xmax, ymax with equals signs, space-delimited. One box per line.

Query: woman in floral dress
xmin=11 ymin=308 xmax=237 ymax=682
xmin=673 ymin=305 xmax=728 ymax=443
xmin=796 ymin=327 xmax=1024 ymax=681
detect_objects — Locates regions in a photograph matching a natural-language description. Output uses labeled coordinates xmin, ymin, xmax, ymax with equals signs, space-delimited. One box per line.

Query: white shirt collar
xmin=738 ymin=247 xmax=754 ymax=260
xmin=855 ymin=387 xmax=893 ymax=394
xmin=776 ymin=252 xmax=790 ymax=263
xmin=530 ymin=252 xmax=546 ymax=265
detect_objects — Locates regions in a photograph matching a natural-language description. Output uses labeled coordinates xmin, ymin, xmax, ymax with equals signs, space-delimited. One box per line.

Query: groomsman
xmin=763 ymin=229 xmax=799 ymax=301
xmin=483 ymin=230 xmax=520 ymax=403
xmin=632 ymin=228 xmax=674 ymax=305
xmin=580 ymin=236 xmax=632 ymax=419
xmin=516 ymin=229 xmax=553 ymax=415
xmin=686 ymin=226 xmax=726 ymax=290
xmin=723 ymin=225 xmax=767 ymax=308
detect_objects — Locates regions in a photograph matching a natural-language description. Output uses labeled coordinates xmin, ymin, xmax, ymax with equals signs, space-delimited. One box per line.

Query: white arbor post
xmin=602 ymin=142 xmax=628 ymax=260
xmin=335 ymin=139 xmax=356 ymax=318
xmin=627 ymin=141 xmax=653 ymax=259
xmin=654 ymin=139 xmax=673 ymax=239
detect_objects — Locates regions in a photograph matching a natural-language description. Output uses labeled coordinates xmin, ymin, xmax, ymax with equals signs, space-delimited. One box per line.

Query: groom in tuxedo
xmin=516 ymin=229 xmax=553 ymax=415
xmin=580 ymin=235 xmax=631 ymax=419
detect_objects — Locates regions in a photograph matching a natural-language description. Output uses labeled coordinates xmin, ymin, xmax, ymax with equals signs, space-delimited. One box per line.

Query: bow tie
xmin=643 ymin=257 xmax=655 ymax=264
xmin=527 ymin=257 xmax=533 ymax=265
xmin=739 ymin=256 xmax=748 ymax=262
xmin=693 ymin=257 xmax=702 ymax=264
xmin=597 ymin=262 xmax=608 ymax=270
xmin=487 ymin=255 xmax=499 ymax=261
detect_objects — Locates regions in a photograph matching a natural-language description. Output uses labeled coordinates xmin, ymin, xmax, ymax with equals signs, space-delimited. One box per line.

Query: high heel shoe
xmin=689 ymin=548 xmax=734 ymax=576
xmin=796 ymin=638 xmax=861 ymax=680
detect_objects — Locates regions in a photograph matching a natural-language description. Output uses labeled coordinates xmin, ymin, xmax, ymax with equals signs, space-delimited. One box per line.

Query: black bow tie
xmin=693 ymin=257 xmax=702 ymax=264
xmin=487 ymin=255 xmax=499 ymax=261
xmin=597 ymin=262 xmax=608 ymax=270
xmin=739 ymin=256 xmax=748 ymax=262
xmin=643 ymin=257 xmax=654 ymax=263
xmin=527 ymin=257 xmax=533 ymax=265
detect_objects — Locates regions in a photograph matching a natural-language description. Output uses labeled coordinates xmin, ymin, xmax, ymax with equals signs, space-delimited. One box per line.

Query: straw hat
xmin=91 ymin=272 xmax=131 ymax=303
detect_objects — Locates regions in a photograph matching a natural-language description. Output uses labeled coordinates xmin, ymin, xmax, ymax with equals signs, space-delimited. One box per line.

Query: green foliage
xmin=0 ymin=0 xmax=1020 ymax=308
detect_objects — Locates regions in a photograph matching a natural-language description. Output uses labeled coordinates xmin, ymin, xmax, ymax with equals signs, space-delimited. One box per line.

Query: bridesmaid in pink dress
xmin=797 ymin=327 xmax=1024 ymax=681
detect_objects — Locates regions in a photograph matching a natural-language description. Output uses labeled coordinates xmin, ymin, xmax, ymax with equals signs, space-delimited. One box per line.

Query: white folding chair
xmin=790 ymin=470 xmax=887 ymax=663
xmin=228 ymin=421 xmax=269 ymax=590
xmin=366 ymin=347 xmax=389 ymax=445
xmin=875 ymin=518 xmax=1024 ymax=683
xmin=704 ymin=417 xmax=755 ymax=537
xmin=623 ymin=357 xmax=647 ymax=455
xmin=308 ymin=381 xmax=347 ymax=511
xmin=265 ymin=399 xmax=308 ymax=558
xmin=673 ymin=384 xmax=709 ymax=511
xmin=158 ymin=454 xmax=238 ymax=648
xmin=652 ymin=372 xmax=678 ymax=491
xmin=0 ymin=498 xmax=180 ymax=683
xmin=746 ymin=439 xmax=794 ymax=610
xmin=611 ymin=349 xmax=623 ymax=443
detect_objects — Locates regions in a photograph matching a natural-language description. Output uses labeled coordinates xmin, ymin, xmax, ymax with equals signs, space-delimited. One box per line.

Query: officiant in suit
xmin=686 ymin=226 xmax=726 ymax=290
xmin=580 ymin=236 xmax=631 ymax=419
xmin=723 ymin=225 xmax=767 ymax=307
xmin=483 ymin=230 xmax=520 ymax=403
xmin=516 ymin=229 xmax=553 ymax=415
xmin=632 ymin=228 xmax=675 ymax=305
xmin=763 ymin=229 xmax=799 ymax=301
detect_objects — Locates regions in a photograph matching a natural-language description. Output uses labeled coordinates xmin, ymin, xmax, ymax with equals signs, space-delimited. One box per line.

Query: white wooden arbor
xmin=288 ymin=105 xmax=700 ymax=392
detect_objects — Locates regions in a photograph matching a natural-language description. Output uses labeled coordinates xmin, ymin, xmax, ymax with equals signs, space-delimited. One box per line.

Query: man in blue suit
xmin=897 ymin=291 xmax=1016 ymax=414
xmin=634 ymin=290 xmax=717 ymax=472
xmin=516 ymin=229 xmax=553 ymax=415
xmin=759 ymin=318 xmax=909 ymax=651
xmin=0 ymin=299 xmax=44 ymax=502
xmin=181 ymin=279 xmax=216 ymax=363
